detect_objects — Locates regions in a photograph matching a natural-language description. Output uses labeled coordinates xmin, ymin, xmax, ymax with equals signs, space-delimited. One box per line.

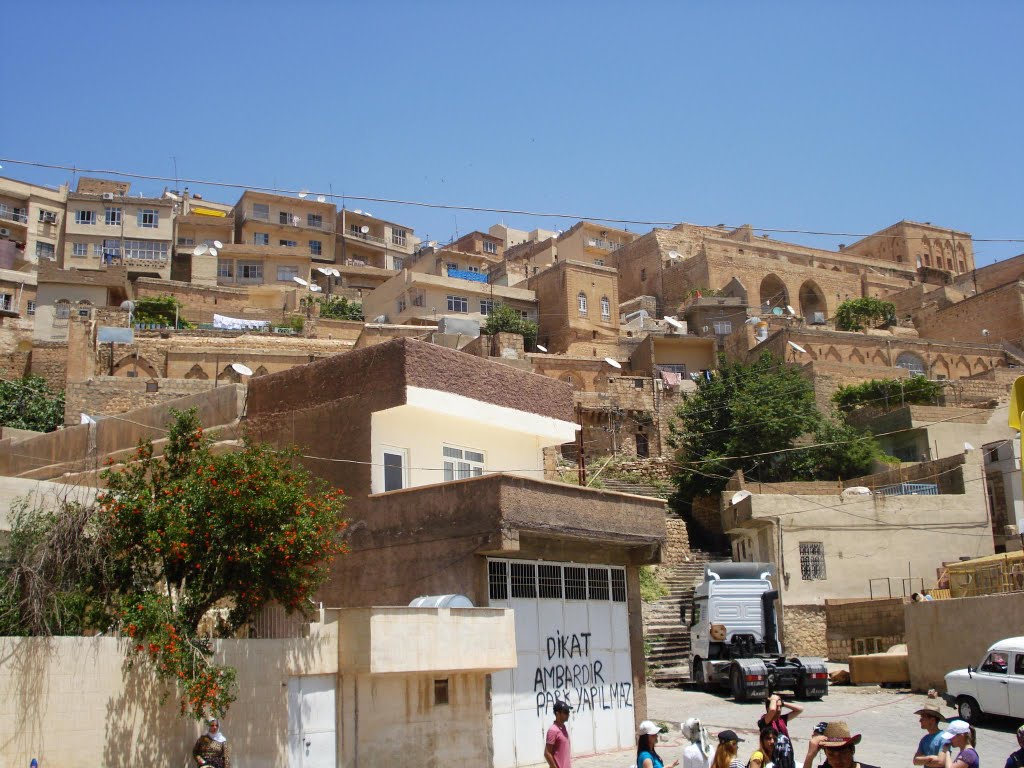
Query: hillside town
xmin=1 ymin=169 xmax=1023 ymax=767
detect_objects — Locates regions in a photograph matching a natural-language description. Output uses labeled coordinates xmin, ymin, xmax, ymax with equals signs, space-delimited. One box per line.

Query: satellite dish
xmin=213 ymin=240 xmax=223 ymax=249
xmin=120 ymin=300 xmax=135 ymax=312
xmin=208 ymin=247 xmax=218 ymax=257
xmin=354 ymin=209 xmax=363 ymax=215
xmin=329 ymin=268 xmax=340 ymax=277
xmin=293 ymin=276 xmax=309 ymax=286
xmin=745 ymin=316 xmax=761 ymax=325
xmin=663 ymin=316 xmax=684 ymax=330
xmin=964 ymin=442 xmax=974 ymax=451
xmin=316 ymin=267 xmax=331 ymax=275
xmin=360 ymin=225 xmax=370 ymax=234
xmin=316 ymin=195 xmax=326 ymax=203
xmin=298 ymin=189 xmax=309 ymax=199
xmin=310 ymin=284 xmax=322 ymax=292
xmin=604 ymin=357 xmax=622 ymax=369
xmin=788 ymin=341 xmax=807 ymax=354
xmin=193 ymin=244 xmax=209 ymax=256
xmin=981 ymin=329 xmax=991 ymax=337
xmin=536 ymin=344 xmax=548 ymax=352
xmin=730 ymin=490 xmax=752 ymax=506
xmin=230 ymin=363 xmax=253 ymax=376
xmin=372 ymin=315 xmax=387 ymax=323
xmin=772 ymin=307 xmax=784 ymax=316
xmin=786 ymin=305 xmax=796 ymax=315
xmin=841 ymin=486 xmax=872 ymax=497
xmin=364 ymin=211 xmax=372 ymax=217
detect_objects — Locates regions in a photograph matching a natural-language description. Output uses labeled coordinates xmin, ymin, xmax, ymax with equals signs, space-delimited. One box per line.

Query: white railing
xmin=0 ymin=209 xmax=28 ymax=225
xmin=345 ymin=229 xmax=386 ymax=245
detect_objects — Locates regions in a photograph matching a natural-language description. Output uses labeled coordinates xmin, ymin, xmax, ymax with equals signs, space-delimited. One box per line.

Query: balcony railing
xmin=242 ymin=208 xmax=333 ymax=232
xmin=585 ymin=238 xmax=621 ymax=251
xmin=344 ymin=229 xmax=386 ymax=245
xmin=0 ymin=209 xmax=28 ymax=225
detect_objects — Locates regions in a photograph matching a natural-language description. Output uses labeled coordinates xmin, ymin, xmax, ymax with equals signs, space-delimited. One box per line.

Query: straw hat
xmin=818 ymin=722 xmax=862 ymax=748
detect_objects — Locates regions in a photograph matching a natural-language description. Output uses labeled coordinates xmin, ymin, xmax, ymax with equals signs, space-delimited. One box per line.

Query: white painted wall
xmin=370 ymin=387 xmax=577 ymax=494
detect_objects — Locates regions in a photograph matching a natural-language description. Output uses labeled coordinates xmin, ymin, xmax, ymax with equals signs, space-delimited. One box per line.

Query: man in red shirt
xmin=545 ymin=700 xmax=572 ymax=768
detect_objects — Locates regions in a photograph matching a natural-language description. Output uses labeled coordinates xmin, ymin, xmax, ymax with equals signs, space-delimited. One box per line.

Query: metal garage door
xmin=488 ymin=559 xmax=635 ymax=768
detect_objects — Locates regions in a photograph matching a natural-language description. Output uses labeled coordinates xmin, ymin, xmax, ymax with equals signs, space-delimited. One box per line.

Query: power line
xmin=2 ymin=156 xmax=1023 ymax=243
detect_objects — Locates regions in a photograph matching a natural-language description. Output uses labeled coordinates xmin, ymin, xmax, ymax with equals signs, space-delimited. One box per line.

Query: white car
xmin=943 ymin=636 xmax=1024 ymax=722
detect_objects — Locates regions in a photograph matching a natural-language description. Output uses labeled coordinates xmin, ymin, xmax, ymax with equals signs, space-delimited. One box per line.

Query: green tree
xmin=832 ymin=376 xmax=941 ymax=413
xmin=482 ymin=304 xmax=539 ymax=350
xmin=318 ymin=296 xmax=365 ymax=321
xmin=0 ymin=375 xmax=65 ymax=432
xmin=0 ymin=409 xmax=349 ymax=720
xmin=134 ymin=295 xmax=184 ymax=327
xmin=833 ymin=297 xmax=895 ymax=331
xmin=667 ymin=353 xmax=886 ymax=510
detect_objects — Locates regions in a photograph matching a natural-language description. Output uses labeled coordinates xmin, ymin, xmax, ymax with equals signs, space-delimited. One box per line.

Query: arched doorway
xmin=895 ymin=352 xmax=927 ymax=377
xmin=798 ymin=280 xmax=827 ymax=321
xmin=759 ymin=274 xmax=788 ymax=313
xmin=635 ymin=432 xmax=649 ymax=459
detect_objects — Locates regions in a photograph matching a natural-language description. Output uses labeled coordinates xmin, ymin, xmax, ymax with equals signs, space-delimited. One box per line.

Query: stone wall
xmin=65 ymin=377 xmax=221 ymax=425
xmin=825 ymin=597 xmax=907 ymax=662
xmin=0 ymin=322 xmax=32 ymax=381
xmin=782 ymin=603 xmax=827 ymax=657
xmin=661 ymin=516 xmax=692 ymax=566
xmin=28 ymin=342 xmax=68 ymax=390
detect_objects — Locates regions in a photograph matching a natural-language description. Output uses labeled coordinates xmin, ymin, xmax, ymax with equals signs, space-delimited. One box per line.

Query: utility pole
xmin=576 ymin=404 xmax=586 ymax=486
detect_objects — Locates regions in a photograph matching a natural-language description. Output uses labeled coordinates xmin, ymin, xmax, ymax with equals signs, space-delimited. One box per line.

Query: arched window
xmin=895 ymin=352 xmax=927 ymax=377
xmin=577 ymin=292 xmax=588 ymax=316
xmin=54 ymin=299 xmax=71 ymax=320
xmin=600 ymin=296 xmax=610 ymax=320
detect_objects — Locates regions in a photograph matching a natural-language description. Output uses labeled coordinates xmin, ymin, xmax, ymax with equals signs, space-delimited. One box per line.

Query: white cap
xmin=640 ymin=720 xmax=663 ymax=736
xmin=941 ymin=720 xmax=971 ymax=740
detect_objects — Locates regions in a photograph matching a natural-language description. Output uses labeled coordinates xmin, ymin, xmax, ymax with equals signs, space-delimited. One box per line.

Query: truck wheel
xmin=692 ymin=657 xmax=706 ymax=688
xmin=730 ymin=665 xmax=745 ymax=701
xmin=956 ymin=696 xmax=984 ymax=724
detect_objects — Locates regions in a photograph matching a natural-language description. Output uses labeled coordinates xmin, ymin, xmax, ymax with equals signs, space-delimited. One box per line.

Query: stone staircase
xmin=643 ymin=549 xmax=723 ymax=688
xmin=598 ymin=477 xmax=670 ymax=499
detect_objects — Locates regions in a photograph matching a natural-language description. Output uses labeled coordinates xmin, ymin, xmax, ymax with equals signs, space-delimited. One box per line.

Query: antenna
xmin=604 ymin=357 xmax=622 ymax=369
xmin=730 ymin=490 xmax=752 ymax=506
xmin=230 ymin=363 xmax=253 ymax=376
xmin=293 ymin=276 xmax=309 ymax=287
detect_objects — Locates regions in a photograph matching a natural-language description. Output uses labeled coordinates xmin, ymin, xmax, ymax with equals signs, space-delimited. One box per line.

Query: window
xmin=611 ymin=568 xmax=626 ymax=602
xmin=177 ymin=237 xmax=195 ymax=246
xmin=252 ymin=203 xmax=269 ymax=221
xmin=480 ymin=299 xmax=495 ymax=315
xmin=123 ymin=240 xmax=169 ymax=260
xmin=594 ymin=259 xmax=605 ymax=267
xmin=443 ymin=445 xmax=483 ymax=480
xmin=447 ymin=262 xmax=459 ymax=273
xmin=54 ymin=300 xmax=71 ymax=320
xmin=217 ymin=260 xmax=233 ymax=278
xmin=35 ymin=242 xmax=55 ymax=260
xmin=27 ymin=300 xmax=36 ymax=315
xmin=77 ymin=300 xmax=92 ymax=318
xmin=1015 ymin=654 xmax=1024 ymax=676
xmin=307 ymin=213 xmax=323 ymax=229
xmin=467 ymin=265 xmax=481 ymax=273
xmin=447 ymin=295 xmax=468 ymax=313
xmin=577 ymin=292 xmax=588 ymax=316
xmin=587 ymin=568 xmax=610 ymax=600
xmin=411 ymin=289 xmax=425 ymax=307
xmin=383 ymin=449 xmax=406 ymax=492
xmin=38 ymin=209 xmax=58 ymax=224
xmin=0 ymin=204 xmax=26 ymax=222
xmin=564 ymin=566 xmax=587 ymax=600
xmin=238 ymin=262 xmax=263 ymax=281
xmin=253 ymin=233 xmax=269 ymax=246
xmin=72 ymin=243 xmax=88 ymax=257
xmin=538 ymin=565 xmax=563 ymax=599
xmin=980 ymin=652 xmax=1008 ymax=675
xmin=392 ymin=256 xmax=404 ymax=270
xmin=105 ymin=207 xmax=122 ymax=226
xmin=0 ymin=294 xmax=11 ymax=312
xmin=309 ymin=240 xmax=322 ymax=256
xmin=392 ymin=228 xmax=407 ymax=246
xmin=510 ymin=562 xmax=536 ymax=598
xmin=640 ymin=268 xmax=647 ymax=281
xmin=277 ymin=265 xmax=299 ymax=282
xmin=483 ymin=240 xmax=498 ymax=254
xmin=103 ymin=239 xmax=121 ymax=259
xmin=138 ymin=209 xmax=159 ymax=228
xmin=75 ymin=210 xmax=96 ymax=225
xmin=279 ymin=211 xmax=296 ymax=226
xmin=713 ymin=320 xmax=733 ymax=335
xmin=601 ymin=296 xmax=610 ymax=319
xmin=488 ymin=560 xmax=508 ymax=600
xmin=93 ymin=243 xmax=104 ymax=257
xmin=396 ymin=297 xmax=406 ymax=314
xmin=279 ymin=239 xmax=297 ymax=248
xmin=799 ymin=542 xmax=826 ymax=580
xmin=433 ymin=679 xmax=449 ymax=706
xmin=895 ymin=352 xmax=927 ymax=377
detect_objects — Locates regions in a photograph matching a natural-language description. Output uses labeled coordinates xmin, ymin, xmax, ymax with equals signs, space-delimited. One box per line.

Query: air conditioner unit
xmin=0 ymin=228 xmax=10 ymax=237
xmin=102 ymin=192 xmax=115 ymax=200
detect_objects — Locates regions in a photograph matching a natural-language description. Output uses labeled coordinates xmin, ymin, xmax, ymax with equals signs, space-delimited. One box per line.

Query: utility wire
xmin=2 ymin=156 xmax=1022 ymax=243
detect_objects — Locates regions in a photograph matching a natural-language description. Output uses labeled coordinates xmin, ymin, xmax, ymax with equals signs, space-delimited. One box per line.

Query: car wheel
xmin=730 ymin=665 xmax=745 ymax=701
xmin=956 ymin=696 xmax=983 ymax=724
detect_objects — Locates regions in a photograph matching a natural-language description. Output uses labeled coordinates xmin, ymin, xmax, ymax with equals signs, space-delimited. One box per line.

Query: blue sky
xmin=5 ymin=1 xmax=1022 ymax=264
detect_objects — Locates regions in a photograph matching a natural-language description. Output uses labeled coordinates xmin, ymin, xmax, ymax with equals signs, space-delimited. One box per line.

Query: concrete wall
xmin=905 ymin=591 xmax=1024 ymax=692
xmin=0 ymin=619 xmax=338 ymax=768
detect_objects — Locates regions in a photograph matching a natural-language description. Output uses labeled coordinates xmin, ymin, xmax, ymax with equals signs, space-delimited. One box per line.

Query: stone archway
xmin=184 ymin=364 xmax=209 ymax=380
xmin=798 ymin=280 xmax=827 ymax=321
xmin=759 ymin=274 xmax=789 ymax=312
xmin=112 ymin=355 xmax=159 ymax=379
xmin=218 ymin=365 xmax=242 ymax=383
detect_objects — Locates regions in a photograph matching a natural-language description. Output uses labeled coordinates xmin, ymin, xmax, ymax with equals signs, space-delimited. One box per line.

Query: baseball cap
xmin=553 ymin=701 xmax=572 ymax=714
xmin=940 ymin=720 xmax=971 ymax=740
xmin=640 ymin=720 xmax=667 ymax=736
xmin=718 ymin=729 xmax=745 ymax=743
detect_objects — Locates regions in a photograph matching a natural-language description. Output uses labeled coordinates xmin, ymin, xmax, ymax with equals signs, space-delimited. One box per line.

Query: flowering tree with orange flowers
xmin=96 ymin=408 xmax=348 ymax=718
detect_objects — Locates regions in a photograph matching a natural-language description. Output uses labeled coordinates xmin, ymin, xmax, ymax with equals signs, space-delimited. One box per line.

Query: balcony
xmin=343 ymin=228 xmax=387 ymax=246
xmin=0 ymin=209 xmax=28 ymax=227
xmin=240 ymin=207 xmax=334 ymax=233
xmin=585 ymin=238 xmax=621 ymax=251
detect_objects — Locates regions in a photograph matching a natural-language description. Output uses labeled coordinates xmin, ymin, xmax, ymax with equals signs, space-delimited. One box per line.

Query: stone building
xmin=528 ymin=259 xmax=620 ymax=354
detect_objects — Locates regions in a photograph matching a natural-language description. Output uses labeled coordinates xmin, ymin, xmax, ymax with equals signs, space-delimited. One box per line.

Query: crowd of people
xmin=542 ymin=695 xmax=1024 ymax=768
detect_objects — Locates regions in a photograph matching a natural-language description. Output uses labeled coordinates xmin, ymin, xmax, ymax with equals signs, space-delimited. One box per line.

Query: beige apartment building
xmin=63 ymin=178 xmax=174 ymax=279
xmin=213 ymin=243 xmax=313 ymax=311
xmin=406 ymin=245 xmax=501 ymax=279
xmin=335 ymin=209 xmax=419 ymax=296
xmin=363 ymin=269 xmax=536 ymax=326
xmin=233 ymin=191 xmax=336 ymax=270
xmin=0 ymin=176 xmax=67 ymax=265
xmin=488 ymin=223 xmax=558 ymax=250
xmin=174 ymin=207 xmax=236 ymax=285
xmin=555 ymin=221 xmax=637 ymax=268
xmin=448 ymin=230 xmax=505 ymax=259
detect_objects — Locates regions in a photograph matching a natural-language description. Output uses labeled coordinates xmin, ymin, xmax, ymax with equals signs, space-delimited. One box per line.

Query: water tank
xmin=408 ymin=594 xmax=475 ymax=608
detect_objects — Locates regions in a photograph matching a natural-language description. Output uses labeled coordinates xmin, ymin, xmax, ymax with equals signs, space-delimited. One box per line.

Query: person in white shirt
xmin=682 ymin=718 xmax=712 ymax=768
